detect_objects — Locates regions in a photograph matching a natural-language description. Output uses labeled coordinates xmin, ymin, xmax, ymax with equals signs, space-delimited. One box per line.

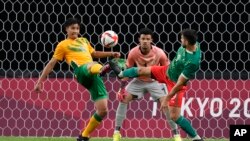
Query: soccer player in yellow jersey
xmin=34 ymin=18 xmax=120 ymax=141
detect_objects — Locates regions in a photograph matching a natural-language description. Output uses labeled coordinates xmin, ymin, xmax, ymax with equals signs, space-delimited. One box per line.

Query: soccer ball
xmin=101 ymin=30 xmax=118 ymax=48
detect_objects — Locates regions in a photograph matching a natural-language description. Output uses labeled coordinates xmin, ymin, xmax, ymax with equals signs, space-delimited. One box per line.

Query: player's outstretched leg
xmin=109 ymin=63 xmax=139 ymax=79
xmin=108 ymin=60 xmax=122 ymax=77
xmin=99 ymin=64 xmax=111 ymax=76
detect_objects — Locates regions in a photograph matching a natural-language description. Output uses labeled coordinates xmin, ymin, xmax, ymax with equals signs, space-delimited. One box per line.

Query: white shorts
xmin=125 ymin=78 xmax=168 ymax=101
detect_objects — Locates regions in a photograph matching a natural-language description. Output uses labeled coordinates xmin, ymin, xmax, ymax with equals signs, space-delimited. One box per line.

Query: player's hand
xmin=160 ymin=96 xmax=170 ymax=112
xmin=34 ymin=82 xmax=43 ymax=93
xmin=112 ymin=52 xmax=121 ymax=58
xmin=117 ymin=88 xmax=127 ymax=101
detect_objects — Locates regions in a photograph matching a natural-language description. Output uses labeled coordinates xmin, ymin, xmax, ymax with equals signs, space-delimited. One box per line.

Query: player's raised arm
xmin=34 ymin=58 xmax=58 ymax=93
xmin=91 ymin=51 xmax=120 ymax=58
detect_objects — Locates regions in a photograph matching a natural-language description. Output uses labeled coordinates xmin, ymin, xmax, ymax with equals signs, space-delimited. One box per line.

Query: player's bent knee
xmin=169 ymin=111 xmax=182 ymax=121
xmin=90 ymin=63 xmax=103 ymax=74
xmin=137 ymin=67 xmax=144 ymax=75
xmin=96 ymin=108 xmax=108 ymax=117
xmin=95 ymin=99 xmax=108 ymax=117
xmin=138 ymin=67 xmax=151 ymax=76
xmin=169 ymin=106 xmax=181 ymax=121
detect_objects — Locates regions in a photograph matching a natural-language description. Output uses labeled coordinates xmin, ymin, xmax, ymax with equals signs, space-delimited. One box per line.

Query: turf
xmin=0 ymin=137 xmax=228 ymax=141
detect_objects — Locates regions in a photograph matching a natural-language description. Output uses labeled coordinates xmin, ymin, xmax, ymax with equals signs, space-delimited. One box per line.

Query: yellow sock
xmin=90 ymin=63 xmax=103 ymax=74
xmin=82 ymin=113 xmax=102 ymax=137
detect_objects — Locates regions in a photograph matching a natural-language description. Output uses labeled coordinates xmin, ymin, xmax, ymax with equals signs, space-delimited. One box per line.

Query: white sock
xmin=118 ymin=71 xmax=123 ymax=77
xmin=192 ymin=135 xmax=201 ymax=140
xmin=174 ymin=134 xmax=181 ymax=137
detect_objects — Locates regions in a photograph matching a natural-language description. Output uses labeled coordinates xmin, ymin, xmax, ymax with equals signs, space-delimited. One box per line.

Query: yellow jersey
xmin=53 ymin=37 xmax=95 ymax=66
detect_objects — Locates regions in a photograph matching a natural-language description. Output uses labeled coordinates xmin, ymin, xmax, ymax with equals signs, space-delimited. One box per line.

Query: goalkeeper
xmin=111 ymin=28 xmax=182 ymax=141
xmin=34 ymin=18 xmax=120 ymax=141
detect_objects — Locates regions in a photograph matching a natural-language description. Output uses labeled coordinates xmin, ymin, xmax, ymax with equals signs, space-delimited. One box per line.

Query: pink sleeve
xmin=126 ymin=50 xmax=135 ymax=68
xmin=159 ymin=50 xmax=169 ymax=66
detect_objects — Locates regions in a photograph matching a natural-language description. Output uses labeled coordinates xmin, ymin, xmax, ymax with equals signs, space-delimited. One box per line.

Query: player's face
xmin=66 ymin=24 xmax=80 ymax=39
xmin=139 ymin=34 xmax=152 ymax=53
xmin=181 ymin=35 xmax=188 ymax=48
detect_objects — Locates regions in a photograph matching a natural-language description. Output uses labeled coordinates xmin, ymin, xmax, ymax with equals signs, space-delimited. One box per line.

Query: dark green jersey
xmin=167 ymin=42 xmax=201 ymax=82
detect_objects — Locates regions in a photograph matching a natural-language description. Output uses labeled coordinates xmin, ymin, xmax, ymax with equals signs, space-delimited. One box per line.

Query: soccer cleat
xmin=113 ymin=132 xmax=122 ymax=141
xmin=77 ymin=135 xmax=89 ymax=141
xmin=108 ymin=60 xmax=122 ymax=78
xmin=99 ymin=64 xmax=111 ymax=76
xmin=173 ymin=134 xmax=182 ymax=141
xmin=193 ymin=138 xmax=204 ymax=141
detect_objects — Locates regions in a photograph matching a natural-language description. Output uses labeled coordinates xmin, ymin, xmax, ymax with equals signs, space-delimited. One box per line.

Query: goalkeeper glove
xmin=117 ymin=88 xmax=128 ymax=101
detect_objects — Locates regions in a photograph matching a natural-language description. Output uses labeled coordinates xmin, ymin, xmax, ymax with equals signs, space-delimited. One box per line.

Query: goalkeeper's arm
xmin=117 ymin=63 xmax=129 ymax=101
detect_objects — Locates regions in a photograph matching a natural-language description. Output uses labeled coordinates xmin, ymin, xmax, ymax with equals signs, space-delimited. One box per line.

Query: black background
xmin=0 ymin=0 xmax=249 ymax=79
xmin=230 ymin=125 xmax=250 ymax=141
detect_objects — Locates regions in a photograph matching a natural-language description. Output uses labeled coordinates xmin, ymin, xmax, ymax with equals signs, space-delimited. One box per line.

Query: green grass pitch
xmin=0 ymin=137 xmax=228 ymax=141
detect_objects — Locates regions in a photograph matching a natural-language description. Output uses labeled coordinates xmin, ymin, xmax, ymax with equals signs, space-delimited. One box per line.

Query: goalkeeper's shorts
xmin=71 ymin=62 xmax=108 ymax=101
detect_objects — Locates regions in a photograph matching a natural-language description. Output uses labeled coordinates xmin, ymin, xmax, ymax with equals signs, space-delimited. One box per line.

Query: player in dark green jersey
xmin=109 ymin=29 xmax=203 ymax=141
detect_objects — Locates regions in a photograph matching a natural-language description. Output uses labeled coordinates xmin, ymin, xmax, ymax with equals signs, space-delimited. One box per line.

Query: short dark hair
xmin=181 ymin=29 xmax=197 ymax=45
xmin=63 ymin=18 xmax=81 ymax=29
xmin=139 ymin=28 xmax=153 ymax=37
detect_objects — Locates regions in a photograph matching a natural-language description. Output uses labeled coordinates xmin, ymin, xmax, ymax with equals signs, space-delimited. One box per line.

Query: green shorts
xmin=72 ymin=62 xmax=108 ymax=101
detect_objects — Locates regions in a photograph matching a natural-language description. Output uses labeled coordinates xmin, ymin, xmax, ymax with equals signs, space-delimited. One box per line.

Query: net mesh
xmin=0 ymin=0 xmax=250 ymax=138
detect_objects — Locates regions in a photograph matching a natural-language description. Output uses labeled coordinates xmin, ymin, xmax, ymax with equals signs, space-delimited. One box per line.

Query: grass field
xmin=0 ymin=137 xmax=229 ymax=141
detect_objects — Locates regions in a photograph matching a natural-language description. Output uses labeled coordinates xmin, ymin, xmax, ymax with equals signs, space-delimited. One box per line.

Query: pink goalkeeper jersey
xmin=126 ymin=45 xmax=169 ymax=81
